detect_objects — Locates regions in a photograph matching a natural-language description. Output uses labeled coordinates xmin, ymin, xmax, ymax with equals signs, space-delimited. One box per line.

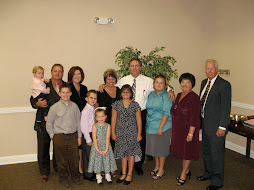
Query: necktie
xmin=201 ymin=80 xmax=211 ymax=109
xmin=56 ymin=83 xmax=59 ymax=94
xmin=132 ymin=79 xmax=136 ymax=100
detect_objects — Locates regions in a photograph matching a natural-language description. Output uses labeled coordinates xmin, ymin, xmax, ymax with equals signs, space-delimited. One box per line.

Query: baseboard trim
xmin=0 ymin=141 xmax=252 ymax=165
xmin=232 ymin=101 xmax=254 ymax=111
xmin=225 ymin=141 xmax=254 ymax=158
xmin=0 ymin=107 xmax=36 ymax=114
xmin=0 ymin=152 xmax=53 ymax=165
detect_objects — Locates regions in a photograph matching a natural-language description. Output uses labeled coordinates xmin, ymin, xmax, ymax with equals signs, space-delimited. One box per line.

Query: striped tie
xmin=56 ymin=83 xmax=59 ymax=94
xmin=132 ymin=79 xmax=136 ymax=100
xmin=201 ymin=80 xmax=211 ymax=109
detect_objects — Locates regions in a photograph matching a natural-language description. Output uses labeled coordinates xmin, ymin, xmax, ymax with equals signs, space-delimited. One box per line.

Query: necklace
xmin=106 ymin=87 xmax=115 ymax=94
xmin=106 ymin=87 xmax=116 ymax=98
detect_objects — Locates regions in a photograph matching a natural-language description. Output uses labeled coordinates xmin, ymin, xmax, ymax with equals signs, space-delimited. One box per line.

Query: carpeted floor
xmin=1 ymin=143 xmax=254 ymax=190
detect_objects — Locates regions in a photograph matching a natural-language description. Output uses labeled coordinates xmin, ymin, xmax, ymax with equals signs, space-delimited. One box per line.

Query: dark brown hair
xmin=59 ymin=83 xmax=71 ymax=92
xmin=51 ymin=63 xmax=64 ymax=72
xmin=68 ymin=66 xmax=85 ymax=83
xmin=129 ymin=57 xmax=141 ymax=66
xmin=179 ymin=73 xmax=196 ymax=88
xmin=120 ymin=84 xmax=133 ymax=100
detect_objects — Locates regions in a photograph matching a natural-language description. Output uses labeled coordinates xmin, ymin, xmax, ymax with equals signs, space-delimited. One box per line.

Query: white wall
xmin=206 ymin=0 xmax=254 ymax=153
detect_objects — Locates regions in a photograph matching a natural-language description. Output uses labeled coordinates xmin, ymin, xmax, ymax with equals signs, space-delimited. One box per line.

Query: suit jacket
xmin=200 ymin=75 xmax=231 ymax=134
xmin=46 ymin=80 xmax=66 ymax=107
xmin=69 ymin=82 xmax=87 ymax=112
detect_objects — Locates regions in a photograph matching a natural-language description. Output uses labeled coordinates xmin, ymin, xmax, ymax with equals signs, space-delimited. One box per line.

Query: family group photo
xmin=0 ymin=1 xmax=254 ymax=190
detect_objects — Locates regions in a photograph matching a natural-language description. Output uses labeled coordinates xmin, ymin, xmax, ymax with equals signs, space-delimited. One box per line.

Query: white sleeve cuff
xmin=86 ymin=138 xmax=92 ymax=144
xmin=218 ymin=126 xmax=226 ymax=130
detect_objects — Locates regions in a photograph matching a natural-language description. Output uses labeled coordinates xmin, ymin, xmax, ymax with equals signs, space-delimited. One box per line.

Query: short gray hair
xmin=205 ymin=59 xmax=218 ymax=68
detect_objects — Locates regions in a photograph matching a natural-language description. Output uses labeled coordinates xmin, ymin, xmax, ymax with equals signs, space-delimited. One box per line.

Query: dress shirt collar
xmin=207 ymin=74 xmax=218 ymax=85
xmin=154 ymin=89 xmax=167 ymax=97
xmin=60 ymin=99 xmax=70 ymax=105
xmin=130 ymin=74 xmax=142 ymax=80
xmin=86 ymin=103 xmax=95 ymax=111
xmin=51 ymin=78 xmax=63 ymax=89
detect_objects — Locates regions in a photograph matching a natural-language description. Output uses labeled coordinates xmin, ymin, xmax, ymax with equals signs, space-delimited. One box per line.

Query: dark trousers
xmin=202 ymin=120 xmax=225 ymax=187
xmin=53 ymin=133 xmax=80 ymax=181
xmin=81 ymin=133 xmax=93 ymax=177
xmin=36 ymin=127 xmax=57 ymax=175
xmin=134 ymin=109 xmax=147 ymax=170
xmin=34 ymin=93 xmax=49 ymax=122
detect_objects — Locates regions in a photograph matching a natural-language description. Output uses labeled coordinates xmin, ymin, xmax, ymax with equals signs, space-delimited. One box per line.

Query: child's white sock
xmin=96 ymin=174 xmax=103 ymax=185
xmin=105 ymin=173 xmax=112 ymax=183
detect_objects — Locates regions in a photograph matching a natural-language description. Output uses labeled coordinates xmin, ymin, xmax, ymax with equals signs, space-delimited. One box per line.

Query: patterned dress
xmin=112 ymin=100 xmax=142 ymax=160
xmin=88 ymin=123 xmax=117 ymax=173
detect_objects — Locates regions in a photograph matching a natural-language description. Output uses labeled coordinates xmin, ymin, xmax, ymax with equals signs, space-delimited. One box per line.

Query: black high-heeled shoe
xmin=177 ymin=178 xmax=186 ymax=186
xmin=123 ymin=175 xmax=132 ymax=185
xmin=186 ymin=170 xmax=191 ymax=180
xmin=150 ymin=169 xmax=159 ymax=175
xmin=176 ymin=171 xmax=191 ymax=186
xmin=116 ymin=174 xmax=127 ymax=183
xmin=152 ymin=172 xmax=165 ymax=179
xmin=176 ymin=170 xmax=191 ymax=180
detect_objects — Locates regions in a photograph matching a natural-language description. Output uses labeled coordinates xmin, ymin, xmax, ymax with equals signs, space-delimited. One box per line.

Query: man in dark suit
xmin=30 ymin=64 xmax=65 ymax=182
xmin=196 ymin=59 xmax=231 ymax=190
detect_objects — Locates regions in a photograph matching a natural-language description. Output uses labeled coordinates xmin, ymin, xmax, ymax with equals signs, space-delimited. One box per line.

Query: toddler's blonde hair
xmin=32 ymin=66 xmax=44 ymax=73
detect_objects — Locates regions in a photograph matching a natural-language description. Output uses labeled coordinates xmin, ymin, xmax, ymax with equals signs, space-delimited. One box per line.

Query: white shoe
xmin=105 ymin=173 xmax=112 ymax=184
xmin=96 ymin=174 xmax=103 ymax=185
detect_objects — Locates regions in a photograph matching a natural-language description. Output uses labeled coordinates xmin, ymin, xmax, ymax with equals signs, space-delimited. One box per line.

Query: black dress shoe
xmin=83 ymin=175 xmax=96 ymax=181
xmin=206 ymin=185 xmax=223 ymax=190
xmin=135 ymin=168 xmax=144 ymax=175
xmin=41 ymin=175 xmax=48 ymax=182
xmin=123 ymin=180 xmax=131 ymax=185
xmin=123 ymin=174 xmax=132 ymax=185
xmin=116 ymin=178 xmax=125 ymax=183
xmin=196 ymin=175 xmax=210 ymax=181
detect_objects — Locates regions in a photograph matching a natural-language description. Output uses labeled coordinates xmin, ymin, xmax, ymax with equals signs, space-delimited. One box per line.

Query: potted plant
xmin=115 ymin=46 xmax=178 ymax=89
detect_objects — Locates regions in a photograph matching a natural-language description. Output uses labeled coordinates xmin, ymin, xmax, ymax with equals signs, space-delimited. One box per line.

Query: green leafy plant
xmin=115 ymin=46 xmax=178 ymax=89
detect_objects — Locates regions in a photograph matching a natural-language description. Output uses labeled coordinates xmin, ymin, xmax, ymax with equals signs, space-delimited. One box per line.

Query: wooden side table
xmin=228 ymin=121 xmax=254 ymax=158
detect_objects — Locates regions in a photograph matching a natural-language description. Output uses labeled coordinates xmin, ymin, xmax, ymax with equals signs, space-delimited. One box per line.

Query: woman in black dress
xmin=97 ymin=69 xmax=120 ymax=126
xmin=68 ymin=66 xmax=87 ymax=112
xmin=68 ymin=66 xmax=88 ymax=174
